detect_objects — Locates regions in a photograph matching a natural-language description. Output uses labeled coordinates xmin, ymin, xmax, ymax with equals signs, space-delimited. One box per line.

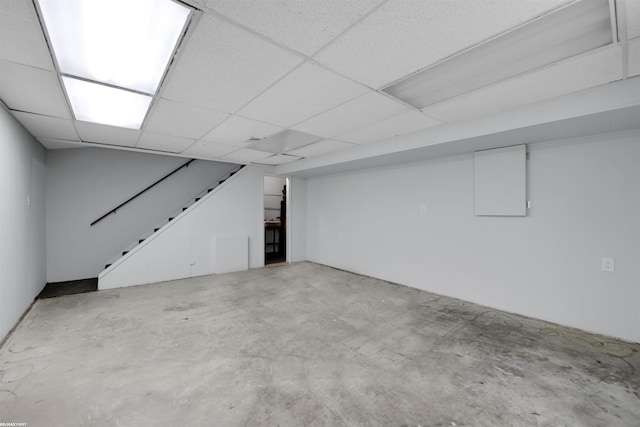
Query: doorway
xmin=263 ymin=176 xmax=286 ymax=265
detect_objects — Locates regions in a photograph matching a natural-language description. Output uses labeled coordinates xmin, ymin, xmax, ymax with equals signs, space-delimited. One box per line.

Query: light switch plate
xmin=602 ymin=257 xmax=615 ymax=272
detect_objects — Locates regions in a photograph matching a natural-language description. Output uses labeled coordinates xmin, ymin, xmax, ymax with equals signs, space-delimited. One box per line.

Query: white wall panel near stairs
xmin=98 ymin=164 xmax=273 ymax=290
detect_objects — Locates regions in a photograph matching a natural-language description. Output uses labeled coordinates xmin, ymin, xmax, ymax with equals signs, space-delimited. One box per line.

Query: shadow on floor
xmin=37 ymin=278 xmax=98 ymax=299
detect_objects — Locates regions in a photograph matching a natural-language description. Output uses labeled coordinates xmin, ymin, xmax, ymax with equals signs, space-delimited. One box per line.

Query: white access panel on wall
xmin=474 ymin=144 xmax=527 ymax=216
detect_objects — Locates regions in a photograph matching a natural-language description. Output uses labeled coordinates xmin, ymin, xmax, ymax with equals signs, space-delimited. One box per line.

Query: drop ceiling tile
xmin=222 ymin=148 xmax=273 ymax=163
xmin=12 ymin=111 xmax=77 ymax=140
xmin=629 ymin=37 xmax=640 ymax=78
xmin=162 ymin=14 xmax=303 ymax=113
xmin=251 ymin=129 xmax=322 ymax=154
xmin=286 ymin=139 xmax=356 ymax=157
xmin=205 ymin=0 xmax=380 ymax=56
xmin=76 ymin=121 xmax=141 ymax=147
xmin=238 ymin=62 xmax=369 ymax=127
xmin=623 ymin=0 xmax=640 ymax=40
xmin=315 ymin=0 xmax=567 ymax=88
xmin=0 ymin=9 xmax=54 ymax=69
xmin=291 ymin=91 xmax=411 ymax=138
xmin=337 ymin=111 xmax=442 ymax=144
xmin=145 ymin=99 xmax=228 ymax=139
xmin=257 ymin=154 xmax=302 ymax=165
xmin=137 ymin=132 xmax=194 ymax=153
xmin=37 ymin=137 xmax=82 ymax=150
xmin=0 ymin=60 xmax=70 ymax=118
xmin=423 ymin=45 xmax=623 ymax=123
xmin=181 ymin=140 xmax=238 ymax=159
xmin=202 ymin=115 xmax=283 ymax=145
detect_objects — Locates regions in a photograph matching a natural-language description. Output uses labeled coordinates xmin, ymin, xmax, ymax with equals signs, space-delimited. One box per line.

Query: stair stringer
xmin=98 ymin=164 xmax=272 ymax=290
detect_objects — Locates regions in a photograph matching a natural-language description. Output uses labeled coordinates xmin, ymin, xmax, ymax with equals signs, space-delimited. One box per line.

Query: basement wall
xmin=0 ymin=107 xmax=46 ymax=340
xmin=306 ymin=130 xmax=640 ymax=343
xmin=46 ymin=147 xmax=236 ymax=282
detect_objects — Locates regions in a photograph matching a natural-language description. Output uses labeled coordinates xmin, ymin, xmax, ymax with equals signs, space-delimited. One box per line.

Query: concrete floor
xmin=1 ymin=262 xmax=638 ymax=426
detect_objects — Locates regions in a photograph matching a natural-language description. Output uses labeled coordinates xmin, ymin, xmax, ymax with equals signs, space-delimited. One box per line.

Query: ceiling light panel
xmin=238 ymin=62 xmax=368 ymax=127
xmin=205 ymin=0 xmax=380 ymax=56
xmin=76 ymin=121 xmax=141 ymax=147
xmin=315 ymin=0 xmax=567 ymax=89
xmin=63 ymin=77 xmax=152 ymax=129
xmin=182 ymin=141 xmax=239 ymax=159
xmin=423 ymin=45 xmax=623 ymax=123
xmin=257 ymin=154 xmax=302 ymax=165
xmin=251 ymin=130 xmax=323 ymax=154
xmin=202 ymin=115 xmax=283 ymax=145
xmin=384 ymin=0 xmax=613 ymax=109
xmin=337 ymin=111 xmax=442 ymax=144
xmin=292 ymin=91 xmax=410 ymax=138
xmin=145 ymin=99 xmax=228 ymax=139
xmin=12 ymin=111 xmax=78 ymax=140
xmin=223 ymin=148 xmax=273 ymax=163
xmin=37 ymin=0 xmax=191 ymax=94
xmin=162 ymin=14 xmax=303 ymax=113
xmin=0 ymin=5 xmax=54 ymax=70
xmin=285 ymin=139 xmax=356 ymax=157
xmin=137 ymin=132 xmax=194 ymax=153
xmin=0 ymin=60 xmax=70 ymax=118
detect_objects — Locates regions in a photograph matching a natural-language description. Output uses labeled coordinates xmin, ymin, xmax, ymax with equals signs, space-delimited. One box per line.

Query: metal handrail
xmin=90 ymin=159 xmax=195 ymax=226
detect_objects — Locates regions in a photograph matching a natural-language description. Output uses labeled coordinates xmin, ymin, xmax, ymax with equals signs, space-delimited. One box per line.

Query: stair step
xmin=168 ymin=217 xmax=174 ymax=221
xmin=208 ymin=188 xmax=213 ymax=193
xmin=219 ymin=179 xmax=225 ymax=184
xmin=122 ymin=251 xmax=129 ymax=256
xmin=154 ymin=228 xmax=160 ymax=232
xmin=196 ymin=198 xmax=201 ymax=202
xmin=105 ymin=264 xmax=111 ymax=269
xmin=183 ymin=207 xmax=188 ymax=211
xmin=230 ymin=171 xmax=235 ymax=176
xmin=139 ymin=239 xmax=145 ymax=244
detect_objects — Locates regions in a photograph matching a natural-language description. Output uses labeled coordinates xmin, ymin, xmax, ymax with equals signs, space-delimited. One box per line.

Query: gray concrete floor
xmin=1 ymin=262 xmax=639 ymax=426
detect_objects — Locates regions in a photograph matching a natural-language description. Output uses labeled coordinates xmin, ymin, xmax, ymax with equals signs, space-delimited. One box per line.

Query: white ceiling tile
xmin=162 ymin=14 xmax=303 ymax=113
xmin=0 ymin=10 xmax=54 ymax=69
xmin=257 ymin=154 xmax=302 ymax=165
xmin=12 ymin=111 xmax=77 ymax=140
xmin=181 ymin=140 xmax=238 ymax=159
xmin=0 ymin=60 xmax=70 ymax=118
xmin=315 ymin=0 xmax=567 ymax=88
xmin=37 ymin=137 xmax=82 ymax=150
xmin=251 ymin=130 xmax=322 ymax=154
xmin=286 ymin=139 xmax=356 ymax=157
xmin=205 ymin=0 xmax=380 ymax=55
xmin=291 ymin=91 xmax=411 ymax=138
xmin=423 ymin=45 xmax=623 ymax=123
xmin=202 ymin=115 xmax=283 ymax=145
xmin=623 ymin=0 xmax=640 ymax=40
xmin=629 ymin=37 xmax=640 ymax=78
xmin=145 ymin=99 xmax=228 ymax=139
xmin=238 ymin=62 xmax=369 ymax=127
xmin=222 ymin=148 xmax=273 ymax=163
xmin=137 ymin=132 xmax=194 ymax=153
xmin=337 ymin=111 xmax=442 ymax=144
xmin=76 ymin=121 xmax=141 ymax=147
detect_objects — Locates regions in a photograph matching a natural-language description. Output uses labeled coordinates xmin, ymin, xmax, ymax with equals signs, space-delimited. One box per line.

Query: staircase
xmin=103 ymin=164 xmax=245 ymax=270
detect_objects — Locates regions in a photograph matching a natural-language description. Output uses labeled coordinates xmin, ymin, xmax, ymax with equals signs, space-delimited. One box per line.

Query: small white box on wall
xmin=474 ymin=144 xmax=527 ymax=217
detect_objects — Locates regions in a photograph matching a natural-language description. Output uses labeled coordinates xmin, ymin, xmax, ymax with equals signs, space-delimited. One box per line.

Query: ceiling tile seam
xmin=306 ymin=0 xmax=390 ymax=59
xmin=198 ymin=7 xmax=312 ymax=63
xmin=0 ymin=58 xmax=53 ymax=73
xmin=420 ymin=42 xmax=625 ymax=121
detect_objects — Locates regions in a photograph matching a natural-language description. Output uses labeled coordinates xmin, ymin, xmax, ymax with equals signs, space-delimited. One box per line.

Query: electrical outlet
xmin=419 ymin=204 xmax=426 ymax=215
xmin=602 ymin=257 xmax=615 ymax=272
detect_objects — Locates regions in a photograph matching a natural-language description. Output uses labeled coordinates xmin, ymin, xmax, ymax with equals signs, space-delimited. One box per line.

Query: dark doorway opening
xmin=264 ymin=176 xmax=286 ymax=265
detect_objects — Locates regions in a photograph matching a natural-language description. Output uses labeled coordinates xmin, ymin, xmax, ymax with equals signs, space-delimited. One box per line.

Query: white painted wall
xmin=46 ymin=148 xmax=236 ymax=282
xmin=0 ymin=107 xmax=46 ymax=340
xmin=99 ymin=164 xmax=273 ymax=290
xmin=306 ymin=130 xmax=640 ymax=343
xmin=288 ymin=176 xmax=308 ymax=263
